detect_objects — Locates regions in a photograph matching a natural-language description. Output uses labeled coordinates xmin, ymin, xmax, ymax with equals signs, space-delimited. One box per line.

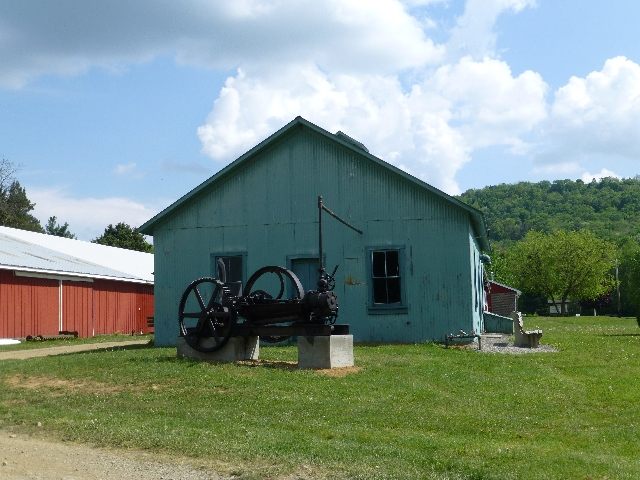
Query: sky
xmin=1 ymin=0 xmax=639 ymax=240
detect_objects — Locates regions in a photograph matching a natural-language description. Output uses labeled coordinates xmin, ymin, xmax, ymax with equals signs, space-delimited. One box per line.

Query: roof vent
xmin=335 ymin=131 xmax=369 ymax=153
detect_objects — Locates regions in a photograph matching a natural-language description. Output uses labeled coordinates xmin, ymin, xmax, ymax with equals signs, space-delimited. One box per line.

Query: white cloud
xmin=532 ymin=161 xmax=581 ymax=176
xmin=28 ymin=187 xmax=159 ymax=241
xmin=447 ymin=0 xmax=536 ymax=60
xmin=427 ymin=56 xmax=547 ymax=149
xmin=533 ymin=56 xmax=640 ymax=175
xmin=192 ymin=0 xmax=549 ymax=195
xmin=0 ymin=0 xmax=442 ymax=88
xmin=547 ymin=56 xmax=640 ymax=159
xmin=4 ymin=0 xmax=637 ymax=198
xmin=198 ymin=56 xmax=547 ymax=194
xmin=401 ymin=0 xmax=446 ymax=6
xmin=3 ymin=0 xmax=547 ymax=194
xmin=581 ymin=168 xmax=622 ymax=183
xmin=114 ymin=163 xmax=137 ymax=175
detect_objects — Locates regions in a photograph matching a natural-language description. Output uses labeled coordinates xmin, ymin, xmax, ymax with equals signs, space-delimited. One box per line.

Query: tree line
xmin=0 ymin=158 xmax=152 ymax=252
xmin=458 ymin=178 xmax=640 ymax=317
xmin=459 ymin=177 xmax=640 ymax=245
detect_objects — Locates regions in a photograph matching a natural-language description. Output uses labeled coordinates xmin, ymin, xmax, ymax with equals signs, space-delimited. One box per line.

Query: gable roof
xmin=140 ymin=116 xmax=490 ymax=250
xmin=489 ymin=280 xmax=522 ymax=295
xmin=0 ymin=226 xmax=153 ymax=284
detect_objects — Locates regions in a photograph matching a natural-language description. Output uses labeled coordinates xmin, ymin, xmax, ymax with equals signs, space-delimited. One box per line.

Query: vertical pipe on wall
xmin=91 ymin=280 xmax=96 ymax=337
xmin=318 ymin=195 xmax=324 ymax=275
xmin=58 ymin=280 xmax=63 ymax=332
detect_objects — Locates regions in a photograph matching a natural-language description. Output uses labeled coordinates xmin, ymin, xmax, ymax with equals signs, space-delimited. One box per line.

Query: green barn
xmin=140 ymin=117 xmax=490 ymax=347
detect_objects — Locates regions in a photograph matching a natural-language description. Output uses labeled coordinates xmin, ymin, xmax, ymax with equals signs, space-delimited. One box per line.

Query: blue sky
xmin=1 ymin=0 xmax=639 ymax=240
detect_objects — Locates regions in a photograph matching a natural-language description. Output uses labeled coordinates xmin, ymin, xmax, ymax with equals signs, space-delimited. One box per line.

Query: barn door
xmin=62 ymin=281 xmax=94 ymax=337
xmin=290 ymin=258 xmax=320 ymax=295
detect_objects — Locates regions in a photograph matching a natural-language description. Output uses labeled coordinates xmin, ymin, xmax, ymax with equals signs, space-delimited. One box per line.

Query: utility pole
xmin=615 ymin=258 xmax=621 ymax=316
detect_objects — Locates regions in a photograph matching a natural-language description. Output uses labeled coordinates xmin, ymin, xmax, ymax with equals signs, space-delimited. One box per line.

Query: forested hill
xmin=457 ymin=177 xmax=640 ymax=245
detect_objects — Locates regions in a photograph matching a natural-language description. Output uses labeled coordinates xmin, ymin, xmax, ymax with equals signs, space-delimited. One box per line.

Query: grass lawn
xmin=0 ymin=316 xmax=638 ymax=479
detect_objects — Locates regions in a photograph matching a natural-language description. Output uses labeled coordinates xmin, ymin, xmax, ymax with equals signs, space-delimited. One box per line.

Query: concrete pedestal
xmin=177 ymin=336 xmax=259 ymax=362
xmin=297 ymin=335 xmax=354 ymax=369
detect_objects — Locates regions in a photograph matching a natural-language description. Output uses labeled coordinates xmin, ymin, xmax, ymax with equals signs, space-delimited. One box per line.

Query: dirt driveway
xmin=0 ymin=432 xmax=226 ymax=480
xmin=0 ymin=339 xmax=151 ymax=361
xmin=0 ymin=340 xmax=229 ymax=479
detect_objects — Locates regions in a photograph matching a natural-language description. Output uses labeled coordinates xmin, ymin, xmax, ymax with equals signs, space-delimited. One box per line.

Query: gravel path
xmin=0 ymin=432 xmax=226 ymax=480
xmin=478 ymin=334 xmax=558 ymax=354
xmin=0 ymin=339 xmax=151 ymax=361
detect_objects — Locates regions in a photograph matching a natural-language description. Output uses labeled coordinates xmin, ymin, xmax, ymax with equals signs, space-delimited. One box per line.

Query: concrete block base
xmin=297 ymin=335 xmax=354 ymax=369
xmin=177 ymin=336 xmax=259 ymax=362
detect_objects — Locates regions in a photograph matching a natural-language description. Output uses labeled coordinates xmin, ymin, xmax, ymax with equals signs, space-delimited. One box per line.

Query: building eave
xmin=0 ymin=265 xmax=153 ymax=285
xmin=489 ymin=280 xmax=522 ymax=295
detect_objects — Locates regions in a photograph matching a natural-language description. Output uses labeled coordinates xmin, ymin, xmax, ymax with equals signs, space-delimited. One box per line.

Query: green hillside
xmin=458 ymin=177 xmax=640 ymax=245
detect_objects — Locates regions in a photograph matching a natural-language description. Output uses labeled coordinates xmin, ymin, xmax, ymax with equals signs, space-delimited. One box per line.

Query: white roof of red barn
xmin=488 ymin=280 xmax=521 ymax=295
xmin=0 ymin=226 xmax=153 ymax=284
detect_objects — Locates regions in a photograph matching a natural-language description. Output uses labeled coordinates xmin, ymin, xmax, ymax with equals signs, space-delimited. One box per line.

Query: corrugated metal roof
xmin=489 ymin=280 xmax=521 ymax=295
xmin=0 ymin=226 xmax=153 ymax=284
xmin=139 ymin=116 xmax=490 ymax=251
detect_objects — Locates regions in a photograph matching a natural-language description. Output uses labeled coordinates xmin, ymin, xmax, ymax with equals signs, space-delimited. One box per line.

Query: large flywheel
xmin=178 ymin=277 xmax=237 ymax=352
xmin=242 ymin=265 xmax=304 ymax=301
xmin=242 ymin=266 xmax=304 ymax=343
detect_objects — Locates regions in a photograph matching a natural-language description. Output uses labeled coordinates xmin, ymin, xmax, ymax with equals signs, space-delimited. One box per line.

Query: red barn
xmin=486 ymin=280 xmax=521 ymax=317
xmin=0 ymin=226 xmax=154 ymax=339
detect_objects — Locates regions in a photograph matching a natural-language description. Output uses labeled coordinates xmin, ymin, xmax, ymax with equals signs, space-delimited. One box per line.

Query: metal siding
xmin=62 ymin=281 xmax=93 ymax=337
xmin=92 ymin=280 xmax=151 ymax=335
xmin=0 ymin=269 xmax=59 ymax=338
xmin=137 ymin=284 xmax=155 ymax=334
xmin=0 ymin=268 xmax=153 ymax=339
xmin=151 ymin=126 xmax=478 ymax=345
xmin=92 ymin=286 xmax=109 ymax=335
xmin=468 ymin=230 xmax=484 ymax=335
xmin=489 ymin=292 xmax=518 ymax=317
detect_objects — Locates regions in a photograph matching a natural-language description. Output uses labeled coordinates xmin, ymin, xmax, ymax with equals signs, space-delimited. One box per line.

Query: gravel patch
xmin=477 ymin=334 xmax=558 ymax=354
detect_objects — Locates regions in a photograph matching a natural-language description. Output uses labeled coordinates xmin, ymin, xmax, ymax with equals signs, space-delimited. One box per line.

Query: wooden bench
xmin=511 ymin=312 xmax=542 ymax=348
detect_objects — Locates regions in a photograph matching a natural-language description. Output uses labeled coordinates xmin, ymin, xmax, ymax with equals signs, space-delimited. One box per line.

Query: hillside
xmin=458 ymin=177 xmax=640 ymax=245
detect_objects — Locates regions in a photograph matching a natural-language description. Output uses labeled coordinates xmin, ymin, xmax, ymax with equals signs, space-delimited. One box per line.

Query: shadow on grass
xmin=181 ymin=357 xmax=298 ymax=371
xmin=148 ymin=354 xmax=299 ymax=371
xmin=65 ymin=343 xmax=155 ymax=357
xmin=599 ymin=333 xmax=640 ymax=337
xmin=238 ymin=359 xmax=298 ymax=371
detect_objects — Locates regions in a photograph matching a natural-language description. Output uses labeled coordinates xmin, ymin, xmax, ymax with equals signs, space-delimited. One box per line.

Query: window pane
xmin=386 ymin=250 xmax=399 ymax=277
xmin=227 ymin=256 xmax=243 ymax=283
xmin=373 ymin=278 xmax=388 ymax=303
xmin=372 ymin=251 xmax=386 ymax=277
xmin=370 ymin=248 xmax=404 ymax=305
xmin=216 ymin=256 xmax=243 ymax=283
xmin=387 ymin=278 xmax=401 ymax=303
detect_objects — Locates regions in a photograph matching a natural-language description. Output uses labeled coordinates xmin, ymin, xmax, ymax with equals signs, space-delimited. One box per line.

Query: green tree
xmin=93 ymin=222 xmax=153 ymax=252
xmin=485 ymin=245 xmax=515 ymax=285
xmin=618 ymin=239 xmax=640 ymax=318
xmin=45 ymin=216 xmax=76 ymax=239
xmin=505 ymin=230 xmax=617 ymax=314
xmin=0 ymin=158 xmax=43 ymax=232
xmin=0 ymin=157 xmax=16 ymax=189
xmin=458 ymin=177 xmax=640 ymax=246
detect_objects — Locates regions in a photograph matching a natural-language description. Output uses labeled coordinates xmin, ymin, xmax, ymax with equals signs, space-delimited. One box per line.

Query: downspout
xmin=480 ymin=254 xmax=492 ymax=334
xmin=58 ymin=280 xmax=63 ymax=332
